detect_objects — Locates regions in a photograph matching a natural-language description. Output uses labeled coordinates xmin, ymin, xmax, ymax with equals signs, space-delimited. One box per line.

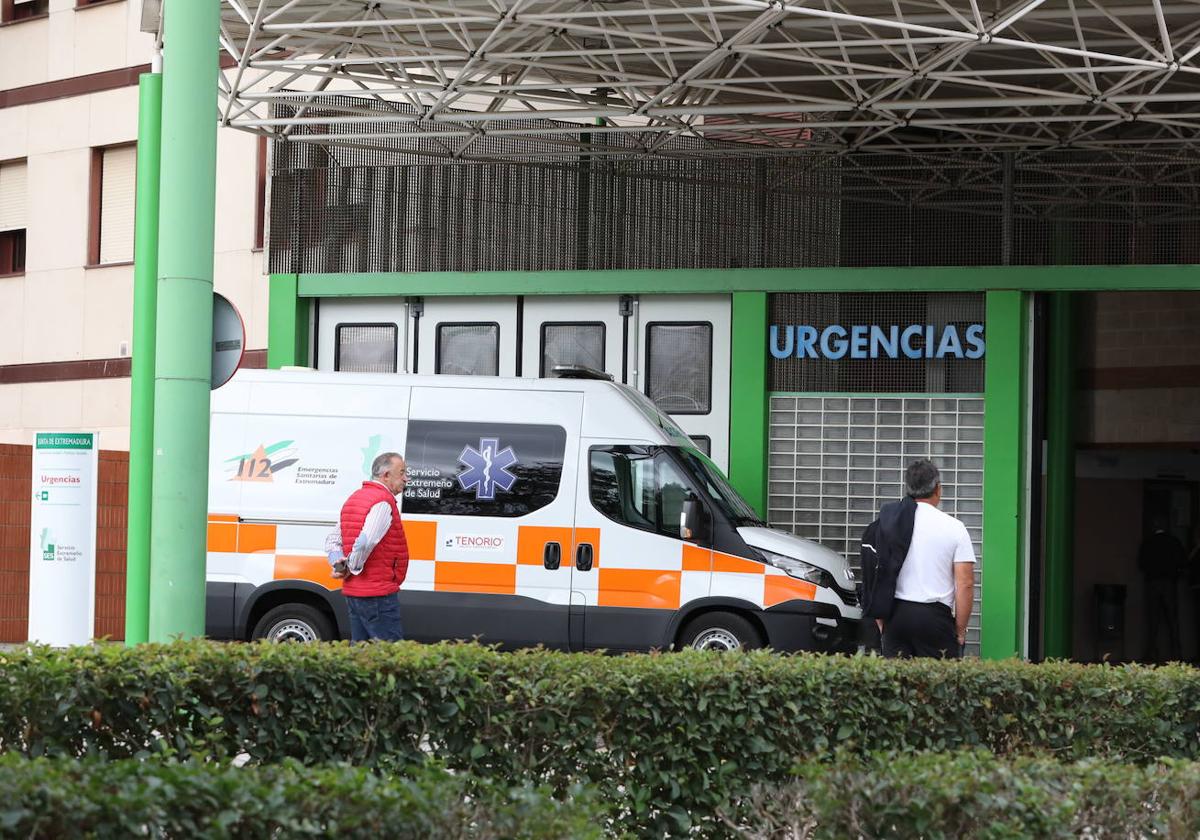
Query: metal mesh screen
xmin=436 ymin=324 xmax=499 ymax=376
xmin=768 ymin=293 xmax=985 ymax=393
xmin=269 ymin=99 xmax=1200 ymax=274
xmin=767 ymin=394 xmax=984 ymax=656
xmin=646 ymin=323 xmax=713 ymax=415
xmin=541 ymin=323 xmax=605 ymax=377
xmin=335 ymin=324 xmax=396 ymax=373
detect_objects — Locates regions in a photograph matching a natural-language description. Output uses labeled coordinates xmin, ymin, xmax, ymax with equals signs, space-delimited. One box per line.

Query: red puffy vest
xmin=339 ymin=481 xmax=409 ymax=597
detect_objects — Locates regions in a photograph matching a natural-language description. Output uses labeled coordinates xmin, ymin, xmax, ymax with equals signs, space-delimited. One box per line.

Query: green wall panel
xmin=267 ymin=274 xmax=309 ymax=369
xmin=295 ymin=265 xmax=1200 ymax=298
xmin=981 ymin=290 xmax=1027 ymax=660
xmin=728 ymin=292 xmax=769 ymax=516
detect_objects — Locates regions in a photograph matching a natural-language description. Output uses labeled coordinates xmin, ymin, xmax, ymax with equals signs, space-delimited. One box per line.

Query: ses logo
xmin=457 ymin=438 xmax=519 ymax=501
xmin=225 ymin=440 xmax=299 ymax=482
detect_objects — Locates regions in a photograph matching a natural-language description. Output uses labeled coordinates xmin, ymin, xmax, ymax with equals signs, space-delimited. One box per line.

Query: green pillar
xmin=267 ymin=274 xmax=309 ymax=369
xmin=981 ymin=290 xmax=1026 ymax=660
xmin=1043 ymin=292 xmax=1075 ymax=659
xmin=728 ymin=291 xmax=768 ymax=516
xmin=148 ymin=0 xmax=220 ymax=642
xmin=124 ymin=69 xmax=162 ymax=646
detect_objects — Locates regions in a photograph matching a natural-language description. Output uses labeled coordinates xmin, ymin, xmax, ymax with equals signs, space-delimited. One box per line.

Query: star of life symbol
xmin=458 ymin=437 xmax=519 ymax=501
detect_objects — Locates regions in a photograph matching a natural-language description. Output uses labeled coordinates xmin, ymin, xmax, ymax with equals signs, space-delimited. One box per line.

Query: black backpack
xmin=858 ymin=497 xmax=917 ymax=621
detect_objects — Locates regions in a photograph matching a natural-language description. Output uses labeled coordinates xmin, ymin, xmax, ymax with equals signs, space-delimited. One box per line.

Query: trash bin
xmin=1094 ymin=583 xmax=1126 ymax=662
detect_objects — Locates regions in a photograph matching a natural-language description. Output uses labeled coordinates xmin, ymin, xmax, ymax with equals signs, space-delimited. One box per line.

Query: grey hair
xmin=904 ymin=458 xmax=941 ymax=499
xmin=371 ymin=452 xmax=404 ymax=478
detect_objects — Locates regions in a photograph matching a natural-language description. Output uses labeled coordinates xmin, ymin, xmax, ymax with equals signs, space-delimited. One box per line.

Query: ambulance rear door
xmin=207 ymin=372 xmax=411 ymax=636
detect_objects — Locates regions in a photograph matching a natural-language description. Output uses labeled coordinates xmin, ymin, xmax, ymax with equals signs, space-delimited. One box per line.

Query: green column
xmin=267 ymin=274 xmax=309 ymax=369
xmin=124 ymin=69 xmax=162 ymax=646
xmin=728 ymin=292 xmax=769 ymax=516
xmin=1042 ymin=292 xmax=1075 ymax=659
xmin=981 ymin=290 xmax=1027 ymax=659
xmin=148 ymin=0 xmax=220 ymax=642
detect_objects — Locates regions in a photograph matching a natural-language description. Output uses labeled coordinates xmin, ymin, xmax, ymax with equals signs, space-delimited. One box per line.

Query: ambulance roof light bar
xmin=551 ymin=365 xmax=614 ymax=381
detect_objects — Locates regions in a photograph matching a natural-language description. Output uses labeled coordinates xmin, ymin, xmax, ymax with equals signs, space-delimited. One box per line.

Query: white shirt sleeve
xmin=345 ymin=501 xmax=395 ymax=575
xmin=953 ymin=522 xmax=977 ymax=564
xmin=325 ymin=529 xmax=344 ymax=567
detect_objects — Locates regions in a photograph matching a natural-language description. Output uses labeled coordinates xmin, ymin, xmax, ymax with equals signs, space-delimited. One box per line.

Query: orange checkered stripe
xmin=206 ymin=516 xmax=815 ymax=610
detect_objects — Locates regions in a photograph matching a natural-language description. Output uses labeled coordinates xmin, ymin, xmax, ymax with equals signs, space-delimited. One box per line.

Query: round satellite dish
xmin=212 ymin=292 xmax=246 ymax=390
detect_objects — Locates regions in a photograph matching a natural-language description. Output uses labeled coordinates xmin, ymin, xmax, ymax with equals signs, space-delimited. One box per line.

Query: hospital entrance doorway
xmin=1068 ymin=291 xmax=1200 ymax=664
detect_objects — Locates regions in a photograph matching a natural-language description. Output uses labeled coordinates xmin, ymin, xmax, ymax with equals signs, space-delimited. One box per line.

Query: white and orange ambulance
xmin=206 ymin=368 xmax=861 ymax=652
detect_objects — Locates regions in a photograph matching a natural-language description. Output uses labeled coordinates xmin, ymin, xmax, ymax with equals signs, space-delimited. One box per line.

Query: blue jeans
xmin=345 ymin=593 xmax=404 ymax=642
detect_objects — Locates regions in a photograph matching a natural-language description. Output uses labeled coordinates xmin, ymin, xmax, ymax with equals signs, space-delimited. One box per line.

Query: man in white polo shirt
xmin=882 ymin=459 xmax=976 ymax=658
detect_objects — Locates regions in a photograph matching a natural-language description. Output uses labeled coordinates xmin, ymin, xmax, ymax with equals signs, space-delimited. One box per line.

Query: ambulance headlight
xmin=757 ymin=550 xmax=836 ymax=589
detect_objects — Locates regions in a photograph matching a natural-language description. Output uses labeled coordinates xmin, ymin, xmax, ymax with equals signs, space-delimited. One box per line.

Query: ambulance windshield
xmin=675 ymin=448 xmax=766 ymax=527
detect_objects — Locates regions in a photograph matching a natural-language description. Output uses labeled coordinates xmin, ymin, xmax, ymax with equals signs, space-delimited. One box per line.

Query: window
xmin=589 ymin=446 xmax=693 ymax=541
xmin=645 ymin=322 xmax=713 ymax=414
xmin=0 ymin=159 xmax=26 ymax=276
xmin=436 ymin=323 xmax=499 ymax=376
xmin=254 ymin=136 xmax=267 ymax=250
xmin=88 ymin=144 xmax=136 ymax=266
xmin=403 ymin=420 xmax=566 ymax=517
xmin=689 ymin=435 xmax=711 ymax=456
xmin=540 ymin=322 xmax=605 ymax=376
xmin=2 ymin=0 xmax=49 ymax=23
xmin=335 ymin=323 xmax=397 ymax=373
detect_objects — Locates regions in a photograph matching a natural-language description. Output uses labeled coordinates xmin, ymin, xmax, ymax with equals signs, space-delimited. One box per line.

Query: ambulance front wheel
xmin=252 ymin=603 xmax=334 ymax=643
xmin=679 ymin=611 xmax=763 ymax=652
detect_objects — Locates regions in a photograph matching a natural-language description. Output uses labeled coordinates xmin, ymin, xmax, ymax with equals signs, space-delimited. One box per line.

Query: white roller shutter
xmin=0 ymin=160 xmax=27 ymax=233
xmin=99 ymin=145 xmax=136 ymax=264
xmin=767 ymin=394 xmax=985 ymax=656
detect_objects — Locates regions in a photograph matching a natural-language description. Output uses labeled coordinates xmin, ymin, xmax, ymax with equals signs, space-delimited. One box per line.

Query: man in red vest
xmin=328 ymin=451 xmax=410 ymax=641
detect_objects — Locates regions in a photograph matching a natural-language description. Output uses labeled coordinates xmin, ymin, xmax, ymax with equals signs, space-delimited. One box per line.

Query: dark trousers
xmin=1143 ymin=578 xmax=1180 ymax=663
xmin=345 ymin=593 xmax=404 ymax=642
xmin=882 ymin=600 xmax=960 ymax=659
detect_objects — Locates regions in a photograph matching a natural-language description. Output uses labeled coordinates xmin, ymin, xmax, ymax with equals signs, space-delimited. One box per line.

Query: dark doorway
xmin=1068 ymin=290 xmax=1200 ymax=664
xmin=1138 ymin=481 xmax=1198 ymax=663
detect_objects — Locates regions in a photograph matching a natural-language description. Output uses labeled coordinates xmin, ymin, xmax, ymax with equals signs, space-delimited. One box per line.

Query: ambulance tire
xmin=679 ymin=611 xmax=763 ymax=652
xmin=252 ymin=603 xmax=334 ymax=643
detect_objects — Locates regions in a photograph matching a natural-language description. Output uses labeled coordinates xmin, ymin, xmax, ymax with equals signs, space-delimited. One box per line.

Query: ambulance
xmin=205 ymin=368 xmax=862 ymax=652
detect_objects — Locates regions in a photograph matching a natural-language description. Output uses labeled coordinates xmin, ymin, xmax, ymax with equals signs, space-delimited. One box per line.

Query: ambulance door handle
xmin=575 ymin=543 xmax=594 ymax=572
xmin=543 ymin=542 xmax=561 ymax=571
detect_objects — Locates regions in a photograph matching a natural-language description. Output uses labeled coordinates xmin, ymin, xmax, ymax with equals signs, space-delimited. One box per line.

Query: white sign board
xmin=28 ymin=431 xmax=99 ymax=646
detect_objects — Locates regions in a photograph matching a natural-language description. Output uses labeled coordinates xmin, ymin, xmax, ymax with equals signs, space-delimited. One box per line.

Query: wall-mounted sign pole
xmin=148 ymin=0 xmax=220 ymax=641
xmin=124 ymin=56 xmax=162 ymax=647
xmin=28 ymin=432 xmax=100 ymax=646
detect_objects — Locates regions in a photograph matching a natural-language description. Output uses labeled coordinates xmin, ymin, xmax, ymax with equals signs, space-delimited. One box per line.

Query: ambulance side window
xmin=589 ymin=446 xmax=691 ymax=540
xmin=404 ymin=420 xmax=566 ymax=517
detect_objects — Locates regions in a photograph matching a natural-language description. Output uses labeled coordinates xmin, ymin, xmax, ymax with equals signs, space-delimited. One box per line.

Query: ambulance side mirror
xmin=680 ymin=494 xmax=709 ymax=544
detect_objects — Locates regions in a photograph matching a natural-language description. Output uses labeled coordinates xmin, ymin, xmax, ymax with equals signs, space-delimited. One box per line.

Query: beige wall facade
xmin=0 ymin=0 xmax=268 ymax=449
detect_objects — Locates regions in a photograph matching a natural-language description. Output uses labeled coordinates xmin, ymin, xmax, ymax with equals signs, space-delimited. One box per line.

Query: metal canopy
xmin=213 ymin=0 xmax=1200 ymax=161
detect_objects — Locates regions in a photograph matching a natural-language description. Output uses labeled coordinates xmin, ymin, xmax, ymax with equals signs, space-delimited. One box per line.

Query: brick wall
xmin=1077 ymin=291 xmax=1200 ymax=446
xmin=1078 ymin=291 xmax=1200 ymax=370
xmin=0 ymin=444 xmax=128 ymax=643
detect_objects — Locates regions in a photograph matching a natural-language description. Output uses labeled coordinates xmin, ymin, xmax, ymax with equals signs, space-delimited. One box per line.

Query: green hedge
xmin=1 ymin=641 xmax=1198 ymax=835
xmin=730 ymin=750 xmax=1200 ymax=839
xmin=0 ymin=755 xmax=603 ymax=839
